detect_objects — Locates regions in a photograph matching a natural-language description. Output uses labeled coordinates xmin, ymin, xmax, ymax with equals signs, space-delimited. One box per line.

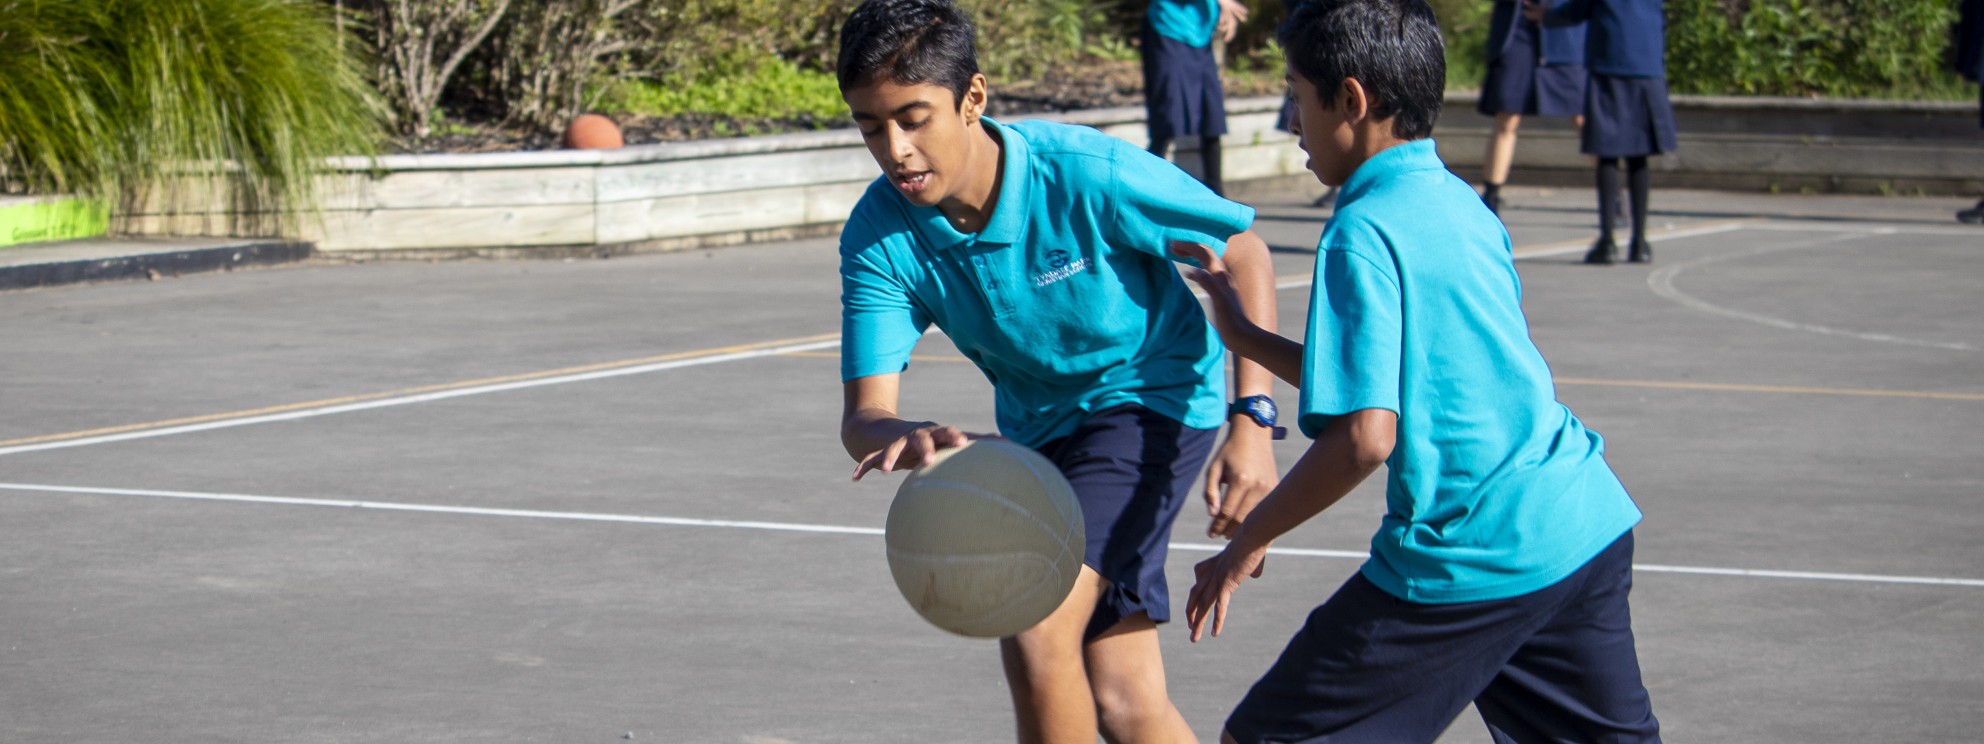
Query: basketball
xmin=885 ymin=439 xmax=1086 ymax=638
xmin=562 ymin=113 xmax=624 ymax=150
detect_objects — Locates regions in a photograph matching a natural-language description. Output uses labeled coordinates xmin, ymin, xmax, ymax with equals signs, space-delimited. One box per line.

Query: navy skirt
xmin=1141 ymin=20 xmax=1228 ymax=140
xmin=1582 ymin=74 xmax=1679 ymax=158
xmin=1477 ymin=4 xmax=1586 ymax=118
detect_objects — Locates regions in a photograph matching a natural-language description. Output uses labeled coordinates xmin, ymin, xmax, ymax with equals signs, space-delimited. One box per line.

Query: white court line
xmin=1645 ymin=230 xmax=1977 ymax=352
xmin=5 ymin=481 xmax=1981 ymax=589
xmin=0 ymin=338 xmax=843 ymax=457
xmin=1729 ymin=221 xmax=1984 ymax=237
xmin=1264 ymin=221 xmax=1753 ymax=293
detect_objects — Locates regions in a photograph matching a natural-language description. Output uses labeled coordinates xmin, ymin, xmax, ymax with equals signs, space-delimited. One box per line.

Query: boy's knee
xmin=1088 ymin=663 xmax=1170 ymax=732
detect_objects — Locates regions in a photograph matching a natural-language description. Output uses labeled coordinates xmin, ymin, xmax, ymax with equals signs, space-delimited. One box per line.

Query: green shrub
xmin=598 ymin=58 xmax=846 ymax=122
xmin=0 ymin=0 xmax=384 ymax=232
xmin=1667 ymin=0 xmax=1969 ymax=99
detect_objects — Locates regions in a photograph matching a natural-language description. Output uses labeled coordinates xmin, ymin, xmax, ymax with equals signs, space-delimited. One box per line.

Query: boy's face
xmin=1284 ymin=73 xmax=1355 ymax=187
xmin=844 ymin=75 xmax=988 ymax=208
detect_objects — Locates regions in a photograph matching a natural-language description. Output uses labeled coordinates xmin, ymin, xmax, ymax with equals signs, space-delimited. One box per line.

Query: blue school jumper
xmin=839 ymin=117 xmax=1255 ymax=448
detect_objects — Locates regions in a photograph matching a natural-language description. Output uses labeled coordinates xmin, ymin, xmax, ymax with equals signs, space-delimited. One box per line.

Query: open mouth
xmin=895 ymin=171 xmax=931 ymax=194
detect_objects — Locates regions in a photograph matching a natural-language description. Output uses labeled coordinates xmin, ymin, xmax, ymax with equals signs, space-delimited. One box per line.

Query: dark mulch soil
xmin=389 ymin=60 xmax=1278 ymax=155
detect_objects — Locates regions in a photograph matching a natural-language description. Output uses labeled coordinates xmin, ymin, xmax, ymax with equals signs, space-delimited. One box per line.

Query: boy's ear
xmin=1339 ymin=77 xmax=1372 ymax=124
xmin=961 ymin=73 xmax=989 ymax=122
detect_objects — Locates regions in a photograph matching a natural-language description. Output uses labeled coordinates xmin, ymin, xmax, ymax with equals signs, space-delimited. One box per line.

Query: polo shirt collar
xmin=1336 ymin=138 xmax=1441 ymax=209
xmin=905 ymin=116 xmax=1031 ymax=250
xmin=975 ymin=117 xmax=1030 ymax=245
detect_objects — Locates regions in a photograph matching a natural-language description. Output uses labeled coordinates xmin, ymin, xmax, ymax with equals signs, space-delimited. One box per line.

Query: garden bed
xmin=389 ymin=59 xmax=1283 ymax=154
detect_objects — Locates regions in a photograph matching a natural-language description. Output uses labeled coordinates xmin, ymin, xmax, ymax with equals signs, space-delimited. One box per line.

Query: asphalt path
xmin=3 ymin=185 xmax=1980 ymax=743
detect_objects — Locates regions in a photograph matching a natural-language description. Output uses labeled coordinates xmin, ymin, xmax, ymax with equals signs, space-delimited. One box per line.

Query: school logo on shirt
xmin=1032 ymin=249 xmax=1088 ymax=287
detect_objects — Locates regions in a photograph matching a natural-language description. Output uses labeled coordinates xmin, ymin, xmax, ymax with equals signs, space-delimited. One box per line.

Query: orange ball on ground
xmin=563 ymin=114 xmax=624 ymax=150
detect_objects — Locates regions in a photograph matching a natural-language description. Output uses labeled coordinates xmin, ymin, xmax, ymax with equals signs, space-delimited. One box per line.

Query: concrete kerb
xmin=8 ymin=91 xmax=1977 ymax=288
xmin=0 ymin=238 xmax=312 ymax=292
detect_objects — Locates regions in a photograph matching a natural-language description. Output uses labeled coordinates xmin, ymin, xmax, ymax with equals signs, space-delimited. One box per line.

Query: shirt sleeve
xmin=1105 ymin=142 xmax=1257 ymax=264
xmin=1543 ymin=0 xmax=1595 ymax=26
xmin=840 ymin=245 xmax=930 ymax=381
xmin=1298 ymin=243 xmax=1404 ymax=438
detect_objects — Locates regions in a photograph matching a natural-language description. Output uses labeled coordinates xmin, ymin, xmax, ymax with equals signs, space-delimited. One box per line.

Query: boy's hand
xmin=1204 ymin=432 xmax=1277 ymax=538
xmin=1172 ymin=241 xmax=1258 ymax=346
xmin=1521 ymin=0 xmax=1546 ymax=22
xmin=1186 ymin=540 xmax=1269 ymax=642
xmin=852 ymin=423 xmax=989 ymax=480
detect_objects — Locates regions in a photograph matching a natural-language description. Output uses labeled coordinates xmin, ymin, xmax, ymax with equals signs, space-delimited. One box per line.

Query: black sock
xmin=1627 ymin=156 xmax=1650 ymax=244
xmin=1483 ymin=182 xmax=1502 ymax=200
xmin=1596 ymin=159 xmax=1621 ymax=239
xmin=1201 ymin=135 xmax=1224 ymax=197
xmin=1147 ymin=135 xmax=1171 ymax=158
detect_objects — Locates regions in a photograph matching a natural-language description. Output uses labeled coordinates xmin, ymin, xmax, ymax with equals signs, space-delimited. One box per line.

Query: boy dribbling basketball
xmin=832 ymin=0 xmax=1285 ymax=741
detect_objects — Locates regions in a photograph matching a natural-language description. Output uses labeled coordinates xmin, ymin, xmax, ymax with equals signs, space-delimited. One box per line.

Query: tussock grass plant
xmin=0 ymin=0 xmax=384 ymax=236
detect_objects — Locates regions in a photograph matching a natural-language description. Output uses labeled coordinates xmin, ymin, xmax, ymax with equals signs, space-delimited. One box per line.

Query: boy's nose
xmin=888 ymin=125 xmax=915 ymax=165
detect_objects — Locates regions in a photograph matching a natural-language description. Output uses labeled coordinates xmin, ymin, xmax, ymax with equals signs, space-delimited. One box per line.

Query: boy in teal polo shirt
xmin=1177 ymin=0 xmax=1661 ymax=741
xmin=833 ymin=0 xmax=1284 ymax=741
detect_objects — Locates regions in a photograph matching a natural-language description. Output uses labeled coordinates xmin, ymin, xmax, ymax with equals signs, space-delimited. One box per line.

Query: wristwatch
xmin=1229 ymin=395 xmax=1287 ymax=440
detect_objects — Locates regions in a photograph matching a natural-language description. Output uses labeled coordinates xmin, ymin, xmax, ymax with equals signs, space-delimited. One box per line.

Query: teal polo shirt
xmin=1298 ymin=139 xmax=1643 ymax=604
xmin=840 ymin=117 xmax=1255 ymax=447
xmin=1148 ymin=0 xmax=1219 ymax=47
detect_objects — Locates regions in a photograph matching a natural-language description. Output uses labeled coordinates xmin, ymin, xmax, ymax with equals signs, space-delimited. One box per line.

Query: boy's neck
xmin=938 ymin=124 xmax=1005 ymax=234
xmin=1338 ymin=122 xmax=1412 ymax=187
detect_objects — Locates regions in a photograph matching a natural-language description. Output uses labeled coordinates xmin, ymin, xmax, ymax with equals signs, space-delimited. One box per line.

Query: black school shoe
xmin=1959 ymin=200 xmax=1984 ymax=224
xmin=1627 ymin=239 xmax=1653 ymax=263
xmin=1584 ymin=237 xmax=1619 ymax=265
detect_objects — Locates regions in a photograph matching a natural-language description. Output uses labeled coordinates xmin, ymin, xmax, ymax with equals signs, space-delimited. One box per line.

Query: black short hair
xmin=1278 ymin=0 xmax=1446 ymax=139
xmin=836 ymin=0 xmax=981 ymax=107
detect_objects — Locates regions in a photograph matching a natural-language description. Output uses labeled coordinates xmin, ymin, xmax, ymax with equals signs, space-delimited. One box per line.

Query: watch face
xmin=1258 ymin=397 xmax=1278 ymax=420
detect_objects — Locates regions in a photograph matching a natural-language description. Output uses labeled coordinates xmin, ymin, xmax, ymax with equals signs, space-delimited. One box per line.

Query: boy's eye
xmin=900 ymin=117 xmax=928 ymax=131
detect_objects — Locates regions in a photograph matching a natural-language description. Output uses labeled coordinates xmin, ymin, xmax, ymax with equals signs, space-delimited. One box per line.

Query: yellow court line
xmin=779 ymin=350 xmax=971 ymax=363
xmin=0 ymin=332 xmax=842 ymax=449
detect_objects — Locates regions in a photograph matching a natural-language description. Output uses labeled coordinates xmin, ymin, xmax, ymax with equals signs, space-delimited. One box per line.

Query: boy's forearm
xmin=1231 ymin=409 xmax=1395 ymax=553
xmin=1221 ymin=230 xmax=1297 ymax=390
xmin=840 ymin=407 xmax=928 ymax=461
xmin=1232 ymin=328 xmax=1305 ymax=388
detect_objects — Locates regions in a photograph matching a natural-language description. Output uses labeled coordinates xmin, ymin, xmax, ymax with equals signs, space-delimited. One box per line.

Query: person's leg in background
xmin=1481 ymin=112 xmax=1521 ymax=214
xmin=1585 ymin=157 xmax=1620 ymax=265
xmin=1625 ymin=155 xmax=1652 ymax=262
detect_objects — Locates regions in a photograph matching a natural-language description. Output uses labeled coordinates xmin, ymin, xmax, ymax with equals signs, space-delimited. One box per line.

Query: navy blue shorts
xmin=1141 ymin=20 xmax=1228 ymax=141
xmin=1226 ymin=532 xmax=1661 ymax=744
xmin=1034 ymin=404 xmax=1217 ymax=641
xmin=1582 ymin=74 xmax=1679 ymax=158
xmin=1476 ymin=6 xmax=1586 ymax=118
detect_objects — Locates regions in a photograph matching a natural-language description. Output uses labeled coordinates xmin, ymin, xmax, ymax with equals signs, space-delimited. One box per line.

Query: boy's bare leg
xmin=1001 ymin=567 xmax=1105 ymax=744
xmin=1086 ymin=613 xmax=1197 ymax=744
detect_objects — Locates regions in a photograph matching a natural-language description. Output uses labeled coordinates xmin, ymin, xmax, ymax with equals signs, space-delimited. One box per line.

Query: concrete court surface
xmin=1 ymin=185 xmax=1980 ymax=743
